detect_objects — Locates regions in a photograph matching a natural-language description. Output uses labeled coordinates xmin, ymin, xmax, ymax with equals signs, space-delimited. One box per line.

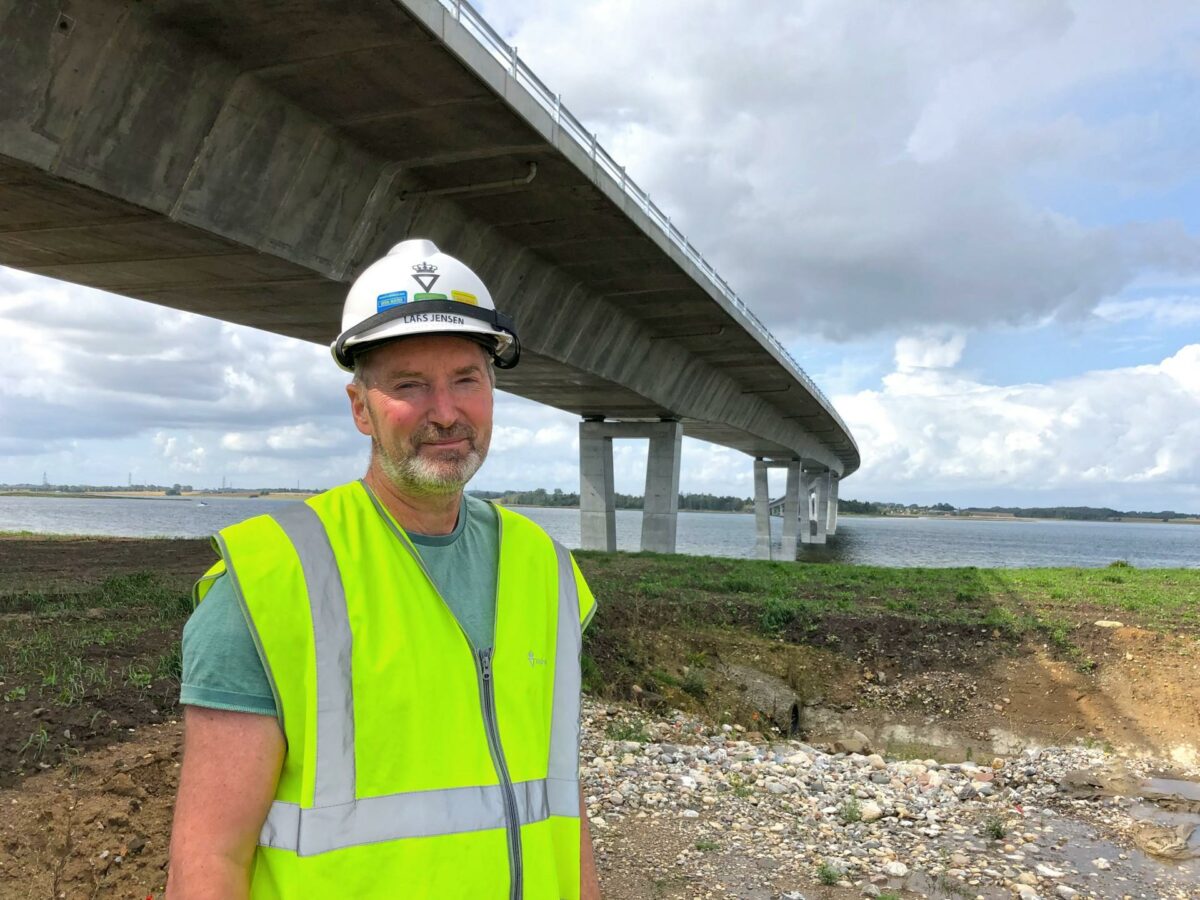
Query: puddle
xmin=1144 ymin=776 xmax=1200 ymax=805
xmin=1050 ymin=815 xmax=1200 ymax=898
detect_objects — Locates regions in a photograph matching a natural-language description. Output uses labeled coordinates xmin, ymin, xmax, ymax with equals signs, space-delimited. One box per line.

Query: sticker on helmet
xmin=376 ymin=290 xmax=408 ymax=311
xmin=451 ymin=290 xmax=478 ymax=305
xmin=414 ymin=292 xmax=448 ymax=302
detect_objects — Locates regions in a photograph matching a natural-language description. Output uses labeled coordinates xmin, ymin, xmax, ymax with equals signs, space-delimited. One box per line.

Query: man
xmin=168 ymin=240 xmax=601 ymax=899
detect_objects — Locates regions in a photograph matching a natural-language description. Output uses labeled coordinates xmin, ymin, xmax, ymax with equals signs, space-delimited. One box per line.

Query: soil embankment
xmin=1 ymin=537 xmax=1198 ymax=898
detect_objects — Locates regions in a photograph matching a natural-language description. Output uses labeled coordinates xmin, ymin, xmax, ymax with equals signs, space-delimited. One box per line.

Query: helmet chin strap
xmin=333 ymin=300 xmax=520 ymax=370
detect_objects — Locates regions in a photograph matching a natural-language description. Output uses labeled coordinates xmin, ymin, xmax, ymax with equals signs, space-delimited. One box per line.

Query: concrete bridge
xmin=0 ymin=0 xmax=857 ymax=557
xmin=765 ymin=473 xmax=840 ymax=554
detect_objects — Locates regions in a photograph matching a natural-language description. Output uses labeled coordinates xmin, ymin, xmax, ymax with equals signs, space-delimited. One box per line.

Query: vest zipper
xmin=361 ymin=484 xmax=524 ymax=899
xmin=477 ymin=647 xmax=523 ymax=900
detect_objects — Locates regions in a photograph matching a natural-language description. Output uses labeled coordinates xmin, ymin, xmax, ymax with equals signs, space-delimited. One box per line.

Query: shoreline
xmin=5 ymin=493 xmax=1195 ymax=524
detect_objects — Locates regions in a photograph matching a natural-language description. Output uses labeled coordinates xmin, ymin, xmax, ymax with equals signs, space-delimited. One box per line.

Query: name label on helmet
xmin=376 ymin=290 xmax=408 ymax=311
xmin=398 ymin=313 xmax=467 ymax=326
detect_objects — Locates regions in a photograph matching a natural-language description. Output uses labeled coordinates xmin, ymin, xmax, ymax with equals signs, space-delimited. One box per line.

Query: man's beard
xmin=374 ymin=422 xmax=487 ymax=496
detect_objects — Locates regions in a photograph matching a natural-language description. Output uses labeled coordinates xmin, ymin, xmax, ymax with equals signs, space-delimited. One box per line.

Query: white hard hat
xmin=331 ymin=239 xmax=520 ymax=371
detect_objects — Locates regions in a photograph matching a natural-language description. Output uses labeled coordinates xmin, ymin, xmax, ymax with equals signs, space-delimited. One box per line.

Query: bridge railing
xmin=438 ymin=0 xmax=853 ymax=441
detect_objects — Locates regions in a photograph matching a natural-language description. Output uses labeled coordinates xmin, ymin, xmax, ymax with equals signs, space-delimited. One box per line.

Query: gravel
xmin=582 ymin=702 xmax=1200 ymax=899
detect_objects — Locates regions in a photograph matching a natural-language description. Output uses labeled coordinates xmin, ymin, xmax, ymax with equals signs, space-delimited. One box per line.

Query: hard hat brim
xmin=332 ymin=299 xmax=519 ymax=371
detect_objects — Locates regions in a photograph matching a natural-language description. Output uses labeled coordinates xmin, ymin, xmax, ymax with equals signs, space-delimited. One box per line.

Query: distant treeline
xmin=961 ymin=506 xmax=1197 ymax=521
xmin=469 ymin=488 xmax=752 ymax=512
xmin=839 ymin=499 xmax=1197 ymax=521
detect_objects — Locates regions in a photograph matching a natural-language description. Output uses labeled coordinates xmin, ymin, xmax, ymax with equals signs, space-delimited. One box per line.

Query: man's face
xmin=347 ymin=335 xmax=494 ymax=497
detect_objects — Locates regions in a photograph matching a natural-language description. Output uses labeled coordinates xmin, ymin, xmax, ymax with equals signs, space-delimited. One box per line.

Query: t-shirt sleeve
xmin=570 ymin=553 xmax=597 ymax=633
xmin=181 ymin=573 xmax=278 ymax=718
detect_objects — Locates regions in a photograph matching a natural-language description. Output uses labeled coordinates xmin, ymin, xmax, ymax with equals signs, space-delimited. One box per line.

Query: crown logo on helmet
xmin=411 ymin=260 xmax=441 ymax=293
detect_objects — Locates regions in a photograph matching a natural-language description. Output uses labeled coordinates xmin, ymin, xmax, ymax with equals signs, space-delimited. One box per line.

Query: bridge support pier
xmin=827 ymin=473 xmax=839 ymax=536
xmin=814 ymin=469 xmax=831 ymax=544
xmin=754 ymin=459 xmax=772 ymax=559
xmin=780 ymin=459 xmax=802 ymax=560
xmin=799 ymin=467 xmax=818 ymax=544
xmin=641 ymin=421 xmax=683 ymax=553
xmin=579 ymin=419 xmax=683 ymax=553
xmin=579 ymin=421 xmax=616 ymax=552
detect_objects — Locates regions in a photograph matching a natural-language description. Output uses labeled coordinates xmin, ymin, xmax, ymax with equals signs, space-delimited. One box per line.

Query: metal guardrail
xmin=437 ymin=0 xmax=853 ymax=442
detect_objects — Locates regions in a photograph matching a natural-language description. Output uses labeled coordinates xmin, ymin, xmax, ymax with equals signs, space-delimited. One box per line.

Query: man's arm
xmin=580 ymin=784 xmax=601 ymax=899
xmin=167 ymin=706 xmax=285 ymax=900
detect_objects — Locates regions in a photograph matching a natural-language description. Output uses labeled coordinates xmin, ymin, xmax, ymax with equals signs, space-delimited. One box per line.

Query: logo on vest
xmin=528 ymin=651 xmax=547 ymax=667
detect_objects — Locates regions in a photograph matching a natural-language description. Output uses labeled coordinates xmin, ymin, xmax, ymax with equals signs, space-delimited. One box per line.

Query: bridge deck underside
xmin=0 ymin=0 xmax=857 ymax=470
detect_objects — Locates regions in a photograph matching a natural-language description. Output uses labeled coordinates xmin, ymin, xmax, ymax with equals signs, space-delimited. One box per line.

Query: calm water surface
xmin=1 ymin=495 xmax=1198 ymax=568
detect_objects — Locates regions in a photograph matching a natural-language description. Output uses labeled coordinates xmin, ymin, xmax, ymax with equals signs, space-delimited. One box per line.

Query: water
xmin=1 ymin=495 xmax=1198 ymax=568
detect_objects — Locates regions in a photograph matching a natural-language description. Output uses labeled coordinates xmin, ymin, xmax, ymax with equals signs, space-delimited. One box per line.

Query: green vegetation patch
xmin=576 ymin=551 xmax=1200 ymax=708
xmin=0 ymin=568 xmax=189 ymax=784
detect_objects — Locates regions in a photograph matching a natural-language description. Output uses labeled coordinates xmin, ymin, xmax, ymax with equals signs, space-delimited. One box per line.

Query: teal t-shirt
xmin=180 ymin=494 xmax=500 ymax=719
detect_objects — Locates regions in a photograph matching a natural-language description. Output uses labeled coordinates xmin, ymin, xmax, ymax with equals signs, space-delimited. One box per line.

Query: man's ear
xmin=346 ymin=382 xmax=374 ymax=437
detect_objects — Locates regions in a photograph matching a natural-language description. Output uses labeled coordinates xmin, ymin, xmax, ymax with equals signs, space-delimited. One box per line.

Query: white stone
xmin=860 ymin=801 xmax=884 ymax=823
xmin=883 ymin=861 xmax=907 ymax=877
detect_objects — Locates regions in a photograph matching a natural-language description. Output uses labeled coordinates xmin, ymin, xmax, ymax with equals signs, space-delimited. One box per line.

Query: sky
xmin=3 ymin=0 xmax=1200 ymax=511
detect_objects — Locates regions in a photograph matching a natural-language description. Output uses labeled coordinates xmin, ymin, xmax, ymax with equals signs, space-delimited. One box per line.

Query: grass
xmin=0 ymin=564 xmax=190 ymax=776
xmin=983 ymin=813 xmax=1007 ymax=840
xmin=838 ymin=797 xmax=862 ymax=824
xmin=727 ymin=773 xmax=753 ymax=799
xmin=604 ymin=717 xmax=651 ymax=743
xmin=816 ymin=862 xmax=841 ymax=885
xmin=693 ymin=838 xmax=719 ymax=852
xmin=576 ymin=552 xmax=1200 ymax=702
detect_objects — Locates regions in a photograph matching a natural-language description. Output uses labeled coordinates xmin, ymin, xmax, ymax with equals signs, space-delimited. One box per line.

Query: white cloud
xmin=1094 ymin=295 xmax=1200 ymax=327
xmin=838 ymin=338 xmax=1200 ymax=505
xmin=493 ymin=0 xmax=1200 ymax=338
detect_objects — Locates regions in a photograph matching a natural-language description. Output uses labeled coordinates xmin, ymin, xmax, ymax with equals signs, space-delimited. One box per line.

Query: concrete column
xmin=780 ymin=459 xmax=801 ymax=560
xmin=753 ymin=458 xmax=772 ymax=559
xmin=642 ymin=421 xmax=683 ymax=553
xmin=798 ymin=466 xmax=818 ymax=544
xmin=579 ymin=421 xmax=615 ymax=551
xmin=814 ymin=469 xmax=831 ymax=544
xmin=827 ymin=474 xmax=839 ymax=536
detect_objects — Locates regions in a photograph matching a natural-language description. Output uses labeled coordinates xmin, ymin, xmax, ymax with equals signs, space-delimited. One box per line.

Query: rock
xmin=1093 ymin=620 xmax=1124 ymax=628
xmin=882 ymin=861 xmax=907 ymax=877
xmin=1017 ymin=872 xmax=1038 ymax=885
xmin=866 ymin=754 xmax=886 ymax=770
xmin=105 ymin=772 xmax=146 ymax=799
xmin=1035 ymin=863 xmax=1064 ymax=879
xmin=834 ymin=731 xmax=872 ymax=755
xmin=1055 ymin=888 xmax=1078 ymax=899
xmin=1091 ymin=857 xmax=1111 ymax=870
xmin=860 ymin=800 xmax=884 ymax=822
xmin=1016 ymin=886 xmax=1040 ymax=900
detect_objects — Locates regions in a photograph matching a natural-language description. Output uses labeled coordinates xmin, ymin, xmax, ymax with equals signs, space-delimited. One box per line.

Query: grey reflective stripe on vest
xmin=258 ymin=504 xmax=582 ymax=856
xmin=268 ymin=502 xmax=356 ymax=807
xmin=547 ymin=540 xmax=583 ymax=816
xmin=262 ymin=777 xmax=555 ymax=856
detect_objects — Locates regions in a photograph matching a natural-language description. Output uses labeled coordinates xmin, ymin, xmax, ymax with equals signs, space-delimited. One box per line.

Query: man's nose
xmin=426 ymin=382 xmax=459 ymax=427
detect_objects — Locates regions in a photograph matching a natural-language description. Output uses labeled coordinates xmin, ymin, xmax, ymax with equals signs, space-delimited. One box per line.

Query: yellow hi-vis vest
xmin=193 ymin=480 xmax=597 ymax=900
